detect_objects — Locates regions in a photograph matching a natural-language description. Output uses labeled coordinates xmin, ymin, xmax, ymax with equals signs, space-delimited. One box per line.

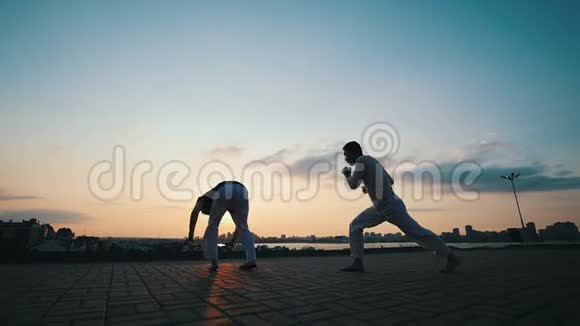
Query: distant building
xmin=524 ymin=222 xmax=539 ymax=241
xmin=465 ymin=225 xmax=474 ymax=238
xmin=56 ymin=228 xmax=75 ymax=241
xmin=526 ymin=222 xmax=537 ymax=235
xmin=0 ymin=219 xmax=53 ymax=251
xmin=506 ymin=228 xmax=522 ymax=242
xmin=452 ymin=228 xmax=460 ymax=237
xmin=281 ymin=234 xmax=286 ymax=239
xmin=539 ymin=222 xmax=579 ymax=241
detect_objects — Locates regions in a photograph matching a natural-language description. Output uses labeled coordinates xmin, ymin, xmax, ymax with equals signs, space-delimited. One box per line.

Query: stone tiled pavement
xmin=2 ymin=249 xmax=580 ymax=325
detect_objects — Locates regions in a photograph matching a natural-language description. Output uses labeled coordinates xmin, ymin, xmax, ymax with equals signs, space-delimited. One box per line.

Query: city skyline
xmin=2 ymin=216 xmax=578 ymax=243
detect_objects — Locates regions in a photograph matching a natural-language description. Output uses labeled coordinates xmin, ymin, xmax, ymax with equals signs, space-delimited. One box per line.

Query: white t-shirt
xmin=346 ymin=155 xmax=395 ymax=207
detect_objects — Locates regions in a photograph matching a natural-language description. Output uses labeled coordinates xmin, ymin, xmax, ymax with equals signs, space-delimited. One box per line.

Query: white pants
xmin=349 ymin=196 xmax=450 ymax=259
xmin=203 ymin=184 xmax=256 ymax=262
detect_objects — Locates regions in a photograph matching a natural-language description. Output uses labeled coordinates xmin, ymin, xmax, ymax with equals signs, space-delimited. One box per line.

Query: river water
xmin=254 ymin=242 xmax=513 ymax=250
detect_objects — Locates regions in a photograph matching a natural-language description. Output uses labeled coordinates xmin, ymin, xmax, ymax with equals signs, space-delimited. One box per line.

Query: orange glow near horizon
xmin=2 ymin=186 xmax=579 ymax=239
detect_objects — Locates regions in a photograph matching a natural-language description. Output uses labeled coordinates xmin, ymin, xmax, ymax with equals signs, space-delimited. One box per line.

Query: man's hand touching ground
xmin=224 ymin=238 xmax=236 ymax=252
xmin=182 ymin=239 xmax=200 ymax=253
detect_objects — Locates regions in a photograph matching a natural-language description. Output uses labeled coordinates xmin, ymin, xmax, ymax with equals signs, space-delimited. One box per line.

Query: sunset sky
xmin=1 ymin=0 xmax=579 ymax=238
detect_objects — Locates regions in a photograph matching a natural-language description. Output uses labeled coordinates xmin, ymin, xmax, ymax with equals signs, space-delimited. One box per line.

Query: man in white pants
xmin=340 ymin=141 xmax=459 ymax=273
xmin=188 ymin=181 xmax=257 ymax=271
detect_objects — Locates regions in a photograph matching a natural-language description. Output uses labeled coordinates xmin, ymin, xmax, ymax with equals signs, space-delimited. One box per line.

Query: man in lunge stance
xmin=340 ymin=141 xmax=459 ymax=273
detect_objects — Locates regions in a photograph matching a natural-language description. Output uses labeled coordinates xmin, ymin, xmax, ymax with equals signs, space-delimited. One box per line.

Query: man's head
xmin=343 ymin=141 xmax=363 ymax=165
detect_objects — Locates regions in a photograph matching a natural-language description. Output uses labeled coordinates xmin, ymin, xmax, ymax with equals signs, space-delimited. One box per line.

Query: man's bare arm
xmin=187 ymin=199 xmax=203 ymax=241
xmin=344 ymin=164 xmax=365 ymax=190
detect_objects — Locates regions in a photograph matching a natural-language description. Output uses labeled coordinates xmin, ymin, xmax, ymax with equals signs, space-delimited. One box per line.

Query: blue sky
xmin=1 ymin=0 xmax=579 ymax=236
xmin=2 ymin=0 xmax=579 ymax=154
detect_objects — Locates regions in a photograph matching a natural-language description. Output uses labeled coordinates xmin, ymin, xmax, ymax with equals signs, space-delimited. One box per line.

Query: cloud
xmin=447 ymin=140 xmax=512 ymax=164
xmin=255 ymin=145 xmax=340 ymax=177
xmin=288 ymin=152 xmax=340 ymax=177
xmin=465 ymin=140 xmax=509 ymax=156
xmin=259 ymin=144 xmax=306 ymax=163
xmin=554 ymin=170 xmax=573 ymax=177
xmin=260 ymin=148 xmax=291 ymax=163
xmin=472 ymin=168 xmax=580 ymax=193
xmin=0 ymin=209 xmax=93 ymax=224
xmin=0 ymin=194 xmax=38 ymax=200
xmin=259 ymin=139 xmax=580 ymax=194
xmin=208 ymin=145 xmax=245 ymax=157
xmin=395 ymin=136 xmax=580 ymax=193
xmin=410 ymin=160 xmax=580 ymax=193
xmin=0 ymin=188 xmax=39 ymax=201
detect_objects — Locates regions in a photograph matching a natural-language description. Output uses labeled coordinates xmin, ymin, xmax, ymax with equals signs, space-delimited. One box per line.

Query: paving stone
xmin=106 ymin=311 xmax=166 ymax=324
xmin=72 ymin=318 xmax=105 ymax=326
xmin=106 ymin=303 xmax=137 ymax=316
xmin=232 ymin=315 xmax=271 ymax=326
xmin=112 ymin=317 xmax=171 ymax=326
xmin=187 ymin=317 xmax=234 ymax=325
xmin=296 ymin=309 xmax=340 ymax=322
xmin=135 ymin=302 xmax=162 ymax=313
xmin=44 ymin=311 xmax=106 ymax=323
xmin=224 ymin=304 xmax=271 ymax=316
xmin=167 ymin=309 xmax=201 ymax=323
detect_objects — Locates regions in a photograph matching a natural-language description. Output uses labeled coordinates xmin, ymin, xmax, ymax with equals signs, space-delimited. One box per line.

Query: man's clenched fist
xmin=341 ymin=166 xmax=352 ymax=177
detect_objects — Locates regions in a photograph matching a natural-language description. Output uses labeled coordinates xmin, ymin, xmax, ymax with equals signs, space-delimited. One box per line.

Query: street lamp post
xmin=500 ymin=172 xmax=527 ymax=241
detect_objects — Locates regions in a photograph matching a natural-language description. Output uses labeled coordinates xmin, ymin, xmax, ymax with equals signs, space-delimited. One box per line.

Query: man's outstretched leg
xmin=388 ymin=200 xmax=460 ymax=272
xmin=341 ymin=207 xmax=385 ymax=272
xmin=411 ymin=231 xmax=460 ymax=272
